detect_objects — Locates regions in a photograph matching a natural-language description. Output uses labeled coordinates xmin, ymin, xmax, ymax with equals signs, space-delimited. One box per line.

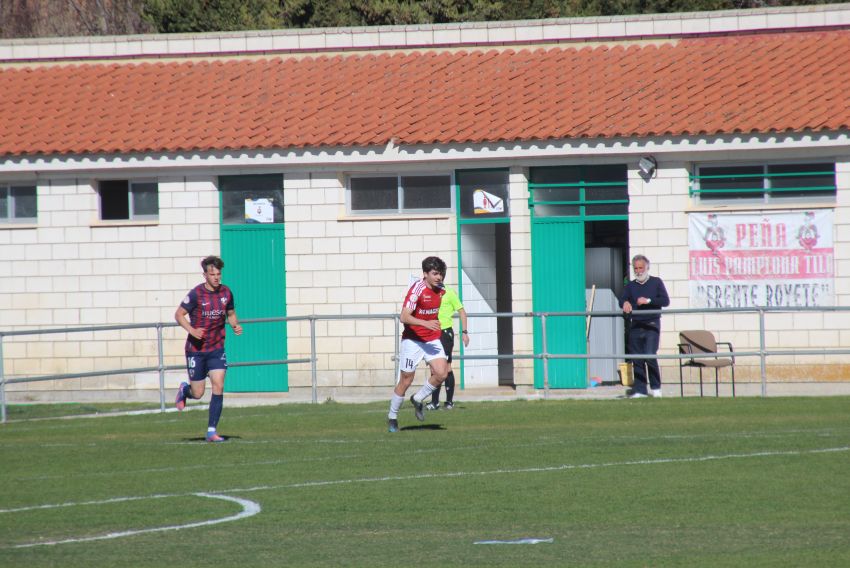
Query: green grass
xmin=1 ymin=397 xmax=849 ymax=567
xmin=3 ymin=402 xmax=161 ymax=420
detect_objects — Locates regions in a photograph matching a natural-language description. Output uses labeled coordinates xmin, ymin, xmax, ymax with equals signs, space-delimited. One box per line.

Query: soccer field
xmin=1 ymin=397 xmax=849 ymax=567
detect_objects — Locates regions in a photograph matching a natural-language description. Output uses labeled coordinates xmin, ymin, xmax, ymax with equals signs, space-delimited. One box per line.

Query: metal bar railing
xmin=4 ymin=306 xmax=850 ymax=422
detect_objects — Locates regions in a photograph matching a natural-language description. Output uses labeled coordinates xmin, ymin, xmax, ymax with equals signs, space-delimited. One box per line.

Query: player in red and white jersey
xmin=387 ymin=256 xmax=449 ymax=432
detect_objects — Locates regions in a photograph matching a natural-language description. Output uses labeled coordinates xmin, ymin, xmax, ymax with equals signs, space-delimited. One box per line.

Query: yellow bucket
xmin=618 ymin=362 xmax=634 ymax=387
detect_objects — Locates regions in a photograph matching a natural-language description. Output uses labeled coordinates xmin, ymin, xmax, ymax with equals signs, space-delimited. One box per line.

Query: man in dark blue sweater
xmin=620 ymin=254 xmax=670 ymax=398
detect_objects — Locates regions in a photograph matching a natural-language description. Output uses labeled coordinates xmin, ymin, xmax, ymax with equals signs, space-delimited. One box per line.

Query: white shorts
xmin=399 ymin=338 xmax=446 ymax=373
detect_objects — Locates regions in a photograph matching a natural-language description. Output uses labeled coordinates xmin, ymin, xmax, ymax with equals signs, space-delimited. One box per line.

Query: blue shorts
xmin=185 ymin=349 xmax=227 ymax=382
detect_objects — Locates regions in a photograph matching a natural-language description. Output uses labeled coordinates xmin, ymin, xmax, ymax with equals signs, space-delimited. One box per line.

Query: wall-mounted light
xmin=638 ymin=156 xmax=657 ymax=180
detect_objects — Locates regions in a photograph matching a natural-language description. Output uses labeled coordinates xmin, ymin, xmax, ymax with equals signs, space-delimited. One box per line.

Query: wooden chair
xmin=678 ymin=330 xmax=735 ymax=397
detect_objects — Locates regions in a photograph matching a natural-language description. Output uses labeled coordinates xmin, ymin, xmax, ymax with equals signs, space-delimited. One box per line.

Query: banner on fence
xmin=689 ymin=210 xmax=834 ymax=308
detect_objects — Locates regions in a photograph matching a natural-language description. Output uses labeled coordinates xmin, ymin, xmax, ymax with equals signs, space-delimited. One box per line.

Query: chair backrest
xmin=679 ymin=330 xmax=718 ymax=354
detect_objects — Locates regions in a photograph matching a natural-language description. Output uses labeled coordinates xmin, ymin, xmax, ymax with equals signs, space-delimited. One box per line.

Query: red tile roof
xmin=1 ymin=29 xmax=849 ymax=157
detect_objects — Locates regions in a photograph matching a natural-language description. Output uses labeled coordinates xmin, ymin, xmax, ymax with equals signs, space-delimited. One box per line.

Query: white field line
xmin=4 ymin=445 xmax=847 ymax=516
xmin=10 ymin=427 xmax=847 ymax=483
xmin=8 ymin=429 xmax=848 ymax=481
xmin=3 ymin=445 xmax=845 ymax=549
xmin=11 ymin=493 xmax=260 ymax=549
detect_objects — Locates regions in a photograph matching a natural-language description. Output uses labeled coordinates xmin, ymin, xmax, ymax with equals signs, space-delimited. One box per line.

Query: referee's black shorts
xmin=440 ymin=328 xmax=455 ymax=363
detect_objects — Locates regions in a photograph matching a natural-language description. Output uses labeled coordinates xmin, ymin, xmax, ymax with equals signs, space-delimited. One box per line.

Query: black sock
xmin=445 ymin=371 xmax=455 ymax=403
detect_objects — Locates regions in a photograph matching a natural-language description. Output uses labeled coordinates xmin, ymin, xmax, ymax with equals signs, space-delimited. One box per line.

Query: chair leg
xmin=715 ymin=368 xmax=720 ymax=397
xmin=679 ymin=365 xmax=684 ymax=398
xmin=699 ymin=369 xmax=703 ymax=397
xmin=731 ymin=365 xmax=735 ymax=398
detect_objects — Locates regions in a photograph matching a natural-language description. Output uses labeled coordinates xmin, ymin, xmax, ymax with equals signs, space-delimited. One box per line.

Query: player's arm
xmin=458 ymin=307 xmax=470 ymax=347
xmin=227 ymin=309 xmax=243 ymax=336
xmin=175 ymin=306 xmax=204 ymax=340
xmin=400 ymin=306 xmax=440 ymax=331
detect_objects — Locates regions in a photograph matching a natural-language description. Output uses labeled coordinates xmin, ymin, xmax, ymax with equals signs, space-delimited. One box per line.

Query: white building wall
xmin=629 ymin=153 xmax=850 ymax=386
xmin=508 ymin=167 xmax=534 ymax=390
xmin=2 ymin=6 xmax=849 ymax=400
xmin=281 ymin=172 xmax=457 ymax=396
xmin=1 ymin=175 xmax=221 ymax=399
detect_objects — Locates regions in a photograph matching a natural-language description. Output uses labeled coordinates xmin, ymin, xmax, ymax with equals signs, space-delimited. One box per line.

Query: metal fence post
xmin=310 ymin=316 xmax=318 ymax=404
xmin=759 ymin=308 xmax=767 ymax=397
xmin=394 ymin=314 xmax=400 ymax=385
xmin=0 ymin=334 xmax=6 ymax=424
xmin=156 ymin=323 xmax=166 ymax=413
xmin=541 ymin=313 xmax=549 ymax=399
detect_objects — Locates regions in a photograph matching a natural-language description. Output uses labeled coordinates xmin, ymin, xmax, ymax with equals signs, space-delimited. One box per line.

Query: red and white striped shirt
xmin=401 ymin=279 xmax=445 ymax=342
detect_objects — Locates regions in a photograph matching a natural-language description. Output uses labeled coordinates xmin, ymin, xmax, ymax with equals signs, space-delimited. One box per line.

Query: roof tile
xmin=1 ymin=29 xmax=849 ymax=156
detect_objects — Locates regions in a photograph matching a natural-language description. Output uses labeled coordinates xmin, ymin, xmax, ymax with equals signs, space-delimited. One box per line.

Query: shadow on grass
xmin=184 ymin=435 xmax=243 ymax=443
xmin=400 ymin=424 xmax=446 ymax=431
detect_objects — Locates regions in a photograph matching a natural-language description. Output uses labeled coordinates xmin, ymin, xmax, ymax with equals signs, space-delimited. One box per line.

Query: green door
xmin=219 ymin=175 xmax=287 ymax=392
xmin=531 ymin=218 xmax=587 ymax=388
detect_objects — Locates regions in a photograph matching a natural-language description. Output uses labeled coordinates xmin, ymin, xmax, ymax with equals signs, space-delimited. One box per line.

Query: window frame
xmin=98 ymin=179 xmax=159 ymax=222
xmin=0 ymin=182 xmax=38 ymax=224
xmin=690 ymin=161 xmax=836 ymax=207
xmin=347 ymin=172 xmax=454 ymax=216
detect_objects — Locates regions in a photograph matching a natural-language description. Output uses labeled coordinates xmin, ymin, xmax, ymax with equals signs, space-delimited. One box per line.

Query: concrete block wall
xmin=282 ymin=172 xmax=457 ymax=393
xmin=1 ymin=175 xmax=221 ymax=398
xmin=508 ymin=168 xmax=534 ymax=388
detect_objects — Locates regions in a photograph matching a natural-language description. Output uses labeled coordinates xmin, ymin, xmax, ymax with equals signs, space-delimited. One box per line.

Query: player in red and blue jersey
xmin=174 ymin=255 xmax=243 ymax=442
xmin=386 ymin=256 xmax=449 ymax=432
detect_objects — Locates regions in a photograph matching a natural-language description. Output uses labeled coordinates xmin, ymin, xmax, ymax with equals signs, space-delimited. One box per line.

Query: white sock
xmin=388 ymin=393 xmax=405 ymax=419
xmin=207 ymin=427 xmax=216 ymax=433
xmin=413 ymin=382 xmax=436 ymax=403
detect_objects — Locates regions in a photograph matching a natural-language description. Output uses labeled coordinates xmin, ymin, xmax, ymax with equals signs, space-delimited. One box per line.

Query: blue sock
xmin=182 ymin=383 xmax=193 ymax=400
xmin=208 ymin=394 xmax=223 ymax=430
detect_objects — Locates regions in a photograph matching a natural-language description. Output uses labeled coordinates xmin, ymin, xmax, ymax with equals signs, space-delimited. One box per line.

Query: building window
xmin=219 ymin=174 xmax=284 ymax=225
xmin=0 ymin=184 xmax=38 ymax=223
xmin=528 ymin=165 xmax=628 ymax=219
xmin=99 ymin=180 xmax=158 ymax=221
xmin=0 ymin=183 xmax=37 ymax=223
xmin=348 ymin=174 xmax=452 ymax=214
xmin=691 ymin=162 xmax=836 ymax=205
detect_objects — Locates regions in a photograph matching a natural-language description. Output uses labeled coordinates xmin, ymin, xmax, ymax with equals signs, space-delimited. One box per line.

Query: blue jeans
xmin=627 ymin=326 xmax=661 ymax=393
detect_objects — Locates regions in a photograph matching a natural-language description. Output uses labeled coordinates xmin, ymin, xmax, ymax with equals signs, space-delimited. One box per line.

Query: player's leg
xmin=205 ymin=350 xmax=227 ymax=442
xmin=444 ymin=363 xmax=456 ymax=408
xmin=176 ymin=353 xmax=206 ymax=410
xmin=388 ymin=340 xmax=425 ymax=430
xmin=429 ymin=330 xmax=452 ymax=409
xmin=428 ymin=382 xmax=442 ymax=410
xmin=410 ymin=340 xmax=448 ymax=410
xmin=442 ymin=330 xmax=456 ymax=408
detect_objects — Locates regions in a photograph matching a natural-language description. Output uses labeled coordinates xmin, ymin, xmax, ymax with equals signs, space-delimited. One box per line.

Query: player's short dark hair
xmin=201 ymin=255 xmax=224 ymax=272
xmin=421 ymin=256 xmax=446 ymax=276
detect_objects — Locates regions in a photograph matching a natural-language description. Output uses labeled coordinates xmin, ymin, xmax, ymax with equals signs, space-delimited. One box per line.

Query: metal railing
xmin=3 ymin=306 xmax=850 ymax=423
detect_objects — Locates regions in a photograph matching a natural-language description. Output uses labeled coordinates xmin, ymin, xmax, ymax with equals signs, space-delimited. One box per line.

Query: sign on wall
xmin=689 ymin=211 xmax=834 ymax=308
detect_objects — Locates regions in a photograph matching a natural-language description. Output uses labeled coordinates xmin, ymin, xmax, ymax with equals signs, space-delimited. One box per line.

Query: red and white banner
xmin=689 ymin=211 xmax=833 ymax=308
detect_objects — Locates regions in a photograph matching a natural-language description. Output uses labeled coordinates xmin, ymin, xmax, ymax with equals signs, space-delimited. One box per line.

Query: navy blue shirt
xmin=180 ymin=283 xmax=235 ymax=353
xmin=620 ymin=276 xmax=670 ymax=328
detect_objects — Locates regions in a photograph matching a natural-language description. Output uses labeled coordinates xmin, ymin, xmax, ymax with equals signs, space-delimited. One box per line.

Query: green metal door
xmin=219 ymin=175 xmax=287 ymax=392
xmin=531 ymin=218 xmax=587 ymax=388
